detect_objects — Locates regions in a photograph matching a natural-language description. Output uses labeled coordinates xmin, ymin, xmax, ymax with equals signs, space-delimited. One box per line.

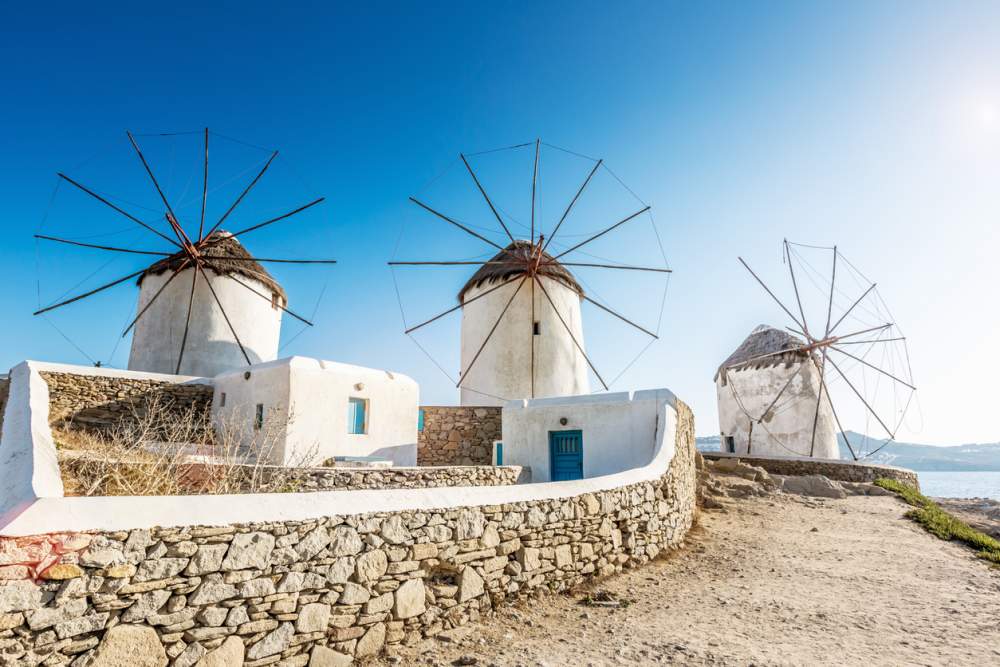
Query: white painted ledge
xmin=0 ymin=361 xmax=679 ymax=537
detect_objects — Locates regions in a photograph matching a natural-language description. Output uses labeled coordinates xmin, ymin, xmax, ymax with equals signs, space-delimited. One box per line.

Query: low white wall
xmin=501 ymin=390 xmax=671 ymax=482
xmin=213 ymin=357 xmax=419 ymax=466
xmin=0 ymin=355 xmax=680 ymax=537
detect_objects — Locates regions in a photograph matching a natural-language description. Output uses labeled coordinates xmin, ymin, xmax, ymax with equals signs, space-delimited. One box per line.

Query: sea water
xmin=919 ymin=471 xmax=1000 ymax=500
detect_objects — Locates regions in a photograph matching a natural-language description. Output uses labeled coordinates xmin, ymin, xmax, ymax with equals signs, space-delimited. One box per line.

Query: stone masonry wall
xmin=0 ymin=402 xmax=695 ymax=667
xmin=41 ymin=372 xmax=214 ymax=437
xmin=702 ymin=452 xmax=919 ymax=488
xmin=276 ymin=465 xmax=526 ymax=492
xmin=417 ymin=406 xmax=501 ymax=466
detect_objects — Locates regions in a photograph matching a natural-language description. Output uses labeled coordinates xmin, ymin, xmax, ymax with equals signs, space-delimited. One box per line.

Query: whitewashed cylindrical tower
xmin=128 ymin=232 xmax=284 ymax=378
xmin=459 ymin=241 xmax=589 ymax=406
xmin=715 ymin=325 xmax=839 ymax=459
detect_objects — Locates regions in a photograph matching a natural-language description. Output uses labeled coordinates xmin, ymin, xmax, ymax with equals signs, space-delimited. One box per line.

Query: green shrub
xmin=874 ymin=478 xmax=1000 ymax=565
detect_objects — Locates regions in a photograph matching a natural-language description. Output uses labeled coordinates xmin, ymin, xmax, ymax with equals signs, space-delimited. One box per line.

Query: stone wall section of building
xmin=278 ymin=464 xmax=526 ymax=491
xmin=702 ymin=452 xmax=919 ymax=487
xmin=417 ymin=406 xmax=501 ymax=466
xmin=0 ymin=402 xmax=695 ymax=667
xmin=41 ymin=371 xmax=214 ymax=435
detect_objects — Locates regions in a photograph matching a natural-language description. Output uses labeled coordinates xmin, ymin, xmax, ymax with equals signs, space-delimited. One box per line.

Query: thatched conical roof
xmin=457 ymin=240 xmax=583 ymax=302
xmin=714 ymin=325 xmax=812 ymax=383
xmin=138 ymin=231 xmax=287 ymax=302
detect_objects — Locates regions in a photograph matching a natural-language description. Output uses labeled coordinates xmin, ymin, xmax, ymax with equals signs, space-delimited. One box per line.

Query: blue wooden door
xmin=549 ymin=430 xmax=583 ymax=481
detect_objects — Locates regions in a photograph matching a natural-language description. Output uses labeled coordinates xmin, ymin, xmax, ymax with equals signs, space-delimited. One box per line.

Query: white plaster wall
xmin=213 ymin=357 xmax=419 ymax=467
xmin=501 ymin=390 xmax=671 ymax=482
xmin=460 ymin=274 xmax=589 ymax=406
xmin=128 ymin=267 xmax=282 ymax=378
xmin=716 ymin=361 xmax=839 ymax=459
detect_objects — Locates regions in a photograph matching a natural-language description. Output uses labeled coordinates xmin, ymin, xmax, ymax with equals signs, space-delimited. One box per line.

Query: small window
xmin=348 ymin=397 xmax=368 ymax=434
xmin=219 ymin=392 xmax=227 ymax=407
xmin=724 ymin=435 xmax=735 ymax=453
xmin=533 ymin=321 xmax=541 ymax=336
xmin=254 ymin=403 xmax=264 ymax=431
xmin=417 ymin=409 xmax=425 ymax=432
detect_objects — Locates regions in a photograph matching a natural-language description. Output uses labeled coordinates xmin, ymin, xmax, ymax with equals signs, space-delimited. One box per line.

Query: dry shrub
xmin=55 ymin=394 xmax=319 ymax=497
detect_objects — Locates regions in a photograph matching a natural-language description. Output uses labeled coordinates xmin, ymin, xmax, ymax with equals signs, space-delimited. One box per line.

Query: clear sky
xmin=2 ymin=2 xmax=999 ymax=446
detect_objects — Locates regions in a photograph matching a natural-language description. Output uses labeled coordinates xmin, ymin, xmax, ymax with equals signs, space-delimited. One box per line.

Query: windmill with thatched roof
xmin=34 ymin=129 xmax=335 ymax=378
xmin=390 ymin=139 xmax=671 ymax=406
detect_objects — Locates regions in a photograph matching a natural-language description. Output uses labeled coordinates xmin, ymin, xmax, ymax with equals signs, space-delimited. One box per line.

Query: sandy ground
xmin=380 ymin=488 xmax=1000 ymax=666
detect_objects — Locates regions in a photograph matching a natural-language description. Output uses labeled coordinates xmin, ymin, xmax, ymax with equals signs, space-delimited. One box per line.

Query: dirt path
xmin=380 ymin=492 xmax=1000 ymax=666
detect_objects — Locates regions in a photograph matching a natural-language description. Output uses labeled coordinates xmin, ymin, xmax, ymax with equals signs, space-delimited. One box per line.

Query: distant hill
xmin=695 ymin=432 xmax=1000 ymax=472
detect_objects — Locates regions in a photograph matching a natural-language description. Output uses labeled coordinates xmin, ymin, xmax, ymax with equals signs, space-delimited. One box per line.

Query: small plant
xmin=874 ymin=478 xmax=1000 ymax=565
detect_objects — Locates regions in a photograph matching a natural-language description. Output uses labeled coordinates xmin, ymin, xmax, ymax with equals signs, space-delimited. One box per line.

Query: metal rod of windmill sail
xmin=401 ymin=274 xmax=524 ymax=335
xmin=204 ymin=150 xmax=278 ymax=240
xmin=56 ymin=173 xmax=182 ymax=248
xmin=34 ymin=234 xmax=171 ymax=257
xmin=457 ymin=276 xmax=527 ymax=389
xmin=126 ymin=131 xmax=184 ymax=242
xmin=175 ymin=268 xmax=200 ymax=374
xmin=738 ymin=257 xmax=807 ymax=334
xmin=408 ymin=197 xmax=506 ymax=252
xmin=197 ymin=264 xmax=252 ymax=366
xmin=199 ymin=128 xmax=209 ymax=241
xmin=121 ymin=260 xmax=191 ymax=337
xmin=540 ymin=159 xmax=602 ymax=255
xmin=826 ymin=355 xmax=896 ymax=440
xmin=461 ymin=153 xmax=516 ymax=246
xmin=32 ymin=267 xmax=150 ymax=316
xmin=530 ymin=138 xmax=539 ymax=244
xmin=534 ymin=275 xmax=609 ymax=391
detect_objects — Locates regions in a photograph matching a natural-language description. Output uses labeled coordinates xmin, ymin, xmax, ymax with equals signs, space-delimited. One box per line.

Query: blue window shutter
xmin=348 ymin=398 xmax=367 ymax=434
xmin=417 ymin=409 xmax=425 ymax=432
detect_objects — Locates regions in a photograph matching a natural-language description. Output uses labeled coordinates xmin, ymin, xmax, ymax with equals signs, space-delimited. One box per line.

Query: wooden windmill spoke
xmin=546 ymin=261 xmax=672 ymax=274
xmin=218 ymin=256 xmax=338 ymax=265
xmin=826 ymin=355 xmax=895 ymax=440
xmin=457 ymin=276 xmax=527 ymax=388
xmin=823 ymin=245 xmax=837 ymax=336
xmin=34 ymin=234 xmax=171 ymax=257
xmin=530 ymin=273 xmax=536 ymax=398
xmin=540 ymin=159 xmax=602 ymax=255
xmin=175 ymin=269 xmax=200 ymax=374
xmin=403 ymin=275 xmax=523 ymax=335
xmin=808 ymin=355 xmax=858 ymax=461
xmin=57 ymin=173 xmax=182 ymax=248
xmin=460 ymin=153 xmax=517 ymax=245
xmin=199 ymin=128 xmax=209 ymax=240
xmin=409 ymin=197 xmax=506 ymax=252
xmin=205 ymin=150 xmax=278 ymax=240
xmin=388 ymin=260 xmax=511 ymax=266
xmin=808 ymin=350 xmax=828 ymax=456
xmin=581 ymin=294 xmax=657 ymax=339
xmin=829 ymin=345 xmax=917 ymax=390
xmin=738 ymin=257 xmax=807 ymax=333
xmin=828 ymin=283 xmax=877 ymax=335
xmin=197 ymin=264 xmax=252 ymax=366
xmin=550 ymin=205 xmax=650 ymax=261
xmin=203 ymin=265 xmax=313 ymax=326
xmin=836 ymin=336 xmax=906 ymax=345
xmin=33 ymin=267 xmax=149 ymax=316
xmin=534 ymin=275 xmax=609 ymax=390
xmin=530 ymin=139 xmax=539 ymax=244
xmin=121 ymin=262 xmax=189 ymax=336
xmin=756 ymin=363 xmax=804 ymax=423
xmin=835 ymin=323 xmax=892 ymax=341
xmin=784 ymin=240 xmax=811 ymax=337
xmin=223 ymin=197 xmax=326 ymax=241
xmin=126 ymin=131 xmax=183 ymax=238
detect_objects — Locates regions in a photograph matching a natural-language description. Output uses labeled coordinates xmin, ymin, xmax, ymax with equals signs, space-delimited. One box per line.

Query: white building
xmin=501 ymin=390 xmax=674 ymax=482
xmin=212 ymin=356 xmax=420 ymax=467
xmin=459 ymin=241 xmax=589 ymax=406
xmin=128 ymin=232 xmax=283 ymax=378
xmin=715 ymin=325 xmax=839 ymax=459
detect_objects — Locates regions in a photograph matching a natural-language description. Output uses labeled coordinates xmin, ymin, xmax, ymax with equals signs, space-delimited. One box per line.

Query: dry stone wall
xmin=274 ymin=465 xmax=526 ymax=491
xmin=702 ymin=452 xmax=919 ymax=488
xmin=0 ymin=402 xmax=695 ymax=667
xmin=41 ymin=371 xmax=213 ymax=436
xmin=417 ymin=406 xmax=501 ymax=466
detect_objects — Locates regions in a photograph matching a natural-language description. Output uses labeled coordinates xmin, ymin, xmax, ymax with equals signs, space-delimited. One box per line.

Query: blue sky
xmin=3 ymin=2 xmax=999 ymax=445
